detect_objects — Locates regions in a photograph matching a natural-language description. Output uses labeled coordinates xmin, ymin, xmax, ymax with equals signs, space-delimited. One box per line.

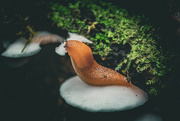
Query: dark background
xmin=0 ymin=0 xmax=180 ymax=121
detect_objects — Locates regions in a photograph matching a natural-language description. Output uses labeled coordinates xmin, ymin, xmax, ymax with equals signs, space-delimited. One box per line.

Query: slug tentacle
xmin=66 ymin=40 xmax=132 ymax=87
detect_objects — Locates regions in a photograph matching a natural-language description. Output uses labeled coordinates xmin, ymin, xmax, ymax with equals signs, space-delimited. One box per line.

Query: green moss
xmin=49 ymin=1 xmax=172 ymax=95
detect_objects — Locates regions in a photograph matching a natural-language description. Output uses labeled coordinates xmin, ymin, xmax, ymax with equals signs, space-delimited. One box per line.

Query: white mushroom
xmin=1 ymin=37 xmax=41 ymax=58
xmin=1 ymin=31 xmax=64 ymax=67
xmin=1 ymin=31 xmax=65 ymax=58
xmin=33 ymin=31 xmax=65 ymax=44
xmin=55 ymin=42 xmax=67 ymax=56
xmin=67 ymin=32 xmax=93 ymax=43
xmin=60 ymin=76 xmax=148 ymax=112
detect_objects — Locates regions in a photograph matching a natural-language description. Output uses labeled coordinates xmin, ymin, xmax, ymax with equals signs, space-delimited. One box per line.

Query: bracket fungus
xmin=2 ymin=31 xmax=64 ymax=58
xmin=2 ymin=37 xmax=41 ymax=58
xmin=60 ymin=40 xmax=148 ymax=112
xmin=1 ymin=31 xmax=64 ymax=67
xmin=1 ymin=37 xmax=41 ymax=67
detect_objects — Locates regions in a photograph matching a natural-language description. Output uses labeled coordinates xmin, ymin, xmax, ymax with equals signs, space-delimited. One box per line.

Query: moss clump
xmin=49 ymin=1 xmax=171 ymax=95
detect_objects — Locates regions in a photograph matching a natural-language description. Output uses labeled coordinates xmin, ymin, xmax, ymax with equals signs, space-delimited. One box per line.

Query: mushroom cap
xmin=55 ymin=42 xmax=67 ymax=56
xmin=33 ymin=31 xmax=65 ymax=44
xmin=34 ymin=31 xmax=51 ymax=37
xmin=1 ymin=38 xmax=41 ymax=58
xmin=55 ymin=33 xmax=92 ymax=56
xmin=1 ymin=31 xmax=65 ymax=58
xmin=60 ymin=76 xmax=148 ymax=112
xmin=67 ymin=32 xmax=93 ymax=43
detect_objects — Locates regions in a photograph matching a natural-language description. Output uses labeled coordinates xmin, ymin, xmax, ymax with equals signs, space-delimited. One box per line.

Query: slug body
xmin=65 ymin=40 xmax=132 ymax=86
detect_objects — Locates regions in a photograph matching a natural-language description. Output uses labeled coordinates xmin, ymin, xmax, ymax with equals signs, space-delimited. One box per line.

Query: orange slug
xmin=65 ymin=40 xmax=132 ymax=87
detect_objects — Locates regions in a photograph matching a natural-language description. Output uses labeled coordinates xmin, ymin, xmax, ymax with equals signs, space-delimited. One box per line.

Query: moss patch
xmin=49 ymin=0 xmax=173 ymax=95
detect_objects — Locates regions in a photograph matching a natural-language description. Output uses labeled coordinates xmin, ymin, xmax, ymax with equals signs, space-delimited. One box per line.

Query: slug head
xmin=65 ymin=40 xmax=94 ymax=69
